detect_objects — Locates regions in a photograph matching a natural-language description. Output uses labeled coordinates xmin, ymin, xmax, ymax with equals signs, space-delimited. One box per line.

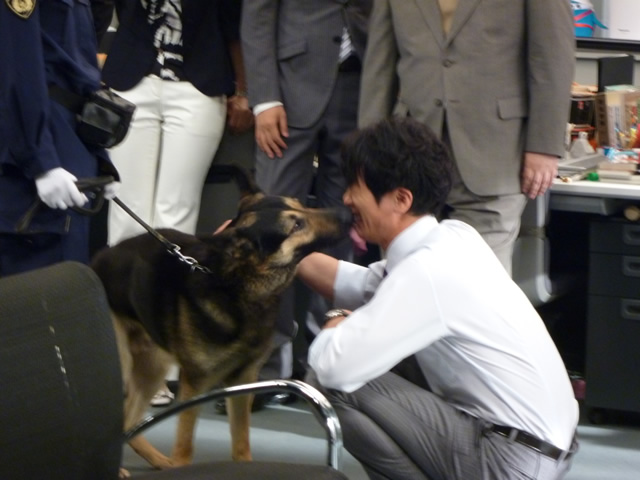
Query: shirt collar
xmin=385 ymin=215 xmax=438 ymax=275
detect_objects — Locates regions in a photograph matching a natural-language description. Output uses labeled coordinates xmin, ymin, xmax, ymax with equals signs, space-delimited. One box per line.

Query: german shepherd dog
xmin=90 ymin=167 xmax=351 ymax=472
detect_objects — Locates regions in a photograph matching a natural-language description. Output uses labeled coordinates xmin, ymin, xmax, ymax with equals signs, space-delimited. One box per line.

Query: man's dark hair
xmin=341 ymin=117 xmax=453 ymax=216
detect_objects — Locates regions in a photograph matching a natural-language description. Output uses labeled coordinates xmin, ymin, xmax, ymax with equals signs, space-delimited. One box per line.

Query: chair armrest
xmin=123 ymin=379 xmax=343 ymax=470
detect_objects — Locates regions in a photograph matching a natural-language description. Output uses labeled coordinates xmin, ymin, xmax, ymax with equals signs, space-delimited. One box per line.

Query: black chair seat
xmin=135 ymin=461 xmax=348 ymax=480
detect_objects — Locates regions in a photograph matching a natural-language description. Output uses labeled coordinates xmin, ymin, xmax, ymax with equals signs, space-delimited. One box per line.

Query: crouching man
xmin=297 ymin=117 xmax=578 ymax=480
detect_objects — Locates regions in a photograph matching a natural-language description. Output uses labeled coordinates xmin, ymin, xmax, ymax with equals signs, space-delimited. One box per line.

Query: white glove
xmin=35 ymin=167 xmax=88 ymax=210
xmin=103 ymin=181 xmax=121 ymax=200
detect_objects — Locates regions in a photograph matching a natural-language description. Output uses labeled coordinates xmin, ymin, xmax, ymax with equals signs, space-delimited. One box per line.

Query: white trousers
xmin=107 ymin=75 xmax=226 ymax=245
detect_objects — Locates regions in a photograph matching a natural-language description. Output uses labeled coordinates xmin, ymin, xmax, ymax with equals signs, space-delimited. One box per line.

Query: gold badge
xmin=5 ymin=0 xmax=36 ymax=19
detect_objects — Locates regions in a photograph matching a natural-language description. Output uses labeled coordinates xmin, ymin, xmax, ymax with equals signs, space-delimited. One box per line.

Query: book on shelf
xmin=594 ymin=86 xmax=640 ymax=148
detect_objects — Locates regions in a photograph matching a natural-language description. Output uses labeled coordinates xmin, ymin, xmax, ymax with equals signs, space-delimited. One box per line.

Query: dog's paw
xmin=151 ymin=456 xmax=175 ymax=470
xmin=118 ymin=467 xmax=131 ymax=478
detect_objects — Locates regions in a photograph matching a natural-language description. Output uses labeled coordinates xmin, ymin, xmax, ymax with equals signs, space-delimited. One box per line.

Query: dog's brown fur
xmin=90 ymin=167 xmax=351 ymax=471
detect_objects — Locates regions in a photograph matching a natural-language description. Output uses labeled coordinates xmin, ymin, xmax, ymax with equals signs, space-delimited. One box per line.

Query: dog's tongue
xmin=349 ymin=227 xmax=367 ymax=255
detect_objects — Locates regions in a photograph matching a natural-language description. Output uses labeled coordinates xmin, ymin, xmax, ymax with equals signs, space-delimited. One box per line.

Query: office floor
xmin=124 ymin=401 xmax=640 ymax=479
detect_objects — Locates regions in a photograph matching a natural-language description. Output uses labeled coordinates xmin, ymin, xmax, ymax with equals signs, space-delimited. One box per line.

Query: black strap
xmin=111 ymin=197 xmax=212 ymax=274
xmin=110 ymin=197 xmax=186 ymax=256
xmin=15 ymin=175 xmax=212 ymax=274
xmin=48 ymin=85 xmax=86 ymax=114
xmin=15 ymin=176 xmax=114 ymax=233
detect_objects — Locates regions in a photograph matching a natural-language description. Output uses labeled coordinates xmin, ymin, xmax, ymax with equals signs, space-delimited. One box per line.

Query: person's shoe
xmin=213 ymin=392 xmax=295 ymax=415
xmin=150 ymin=388 xmax=175 ymax=407
xmin=166 ymin=380 xmax=179 ymax=396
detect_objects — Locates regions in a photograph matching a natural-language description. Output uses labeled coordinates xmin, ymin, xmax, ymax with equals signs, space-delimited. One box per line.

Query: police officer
xmin=0 ymin=0 xmax=119 ymax=276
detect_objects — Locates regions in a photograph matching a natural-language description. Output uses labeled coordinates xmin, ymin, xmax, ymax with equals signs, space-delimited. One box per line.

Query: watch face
xmin=325 ymin=309 xmax=348 ymax=320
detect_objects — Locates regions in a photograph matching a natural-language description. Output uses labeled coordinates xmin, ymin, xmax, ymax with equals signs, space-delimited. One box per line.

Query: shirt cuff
xmin=253 ymin=101 xmax=284 ymax=117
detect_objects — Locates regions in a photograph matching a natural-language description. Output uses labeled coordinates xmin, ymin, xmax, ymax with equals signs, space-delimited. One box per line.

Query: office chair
xmin=513 ymin=191 xmax=581 ymax=308
xmin=0 ymin=262 xmax=348 ymax=480
xmin=512 ymin=193 xmax=555 ymax=307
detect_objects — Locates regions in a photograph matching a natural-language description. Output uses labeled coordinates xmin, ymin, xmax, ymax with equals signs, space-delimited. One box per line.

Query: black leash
xmin=16 ymin=175 xmax=212 ymax=274
xmin=110 ymin=196 xmax=212 ymax=274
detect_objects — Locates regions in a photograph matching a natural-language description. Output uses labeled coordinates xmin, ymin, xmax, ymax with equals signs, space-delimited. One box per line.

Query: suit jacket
xmin=101 ymin=0 xmax=240 ymax=97
xmin=241 ymin=0 xmax=372 ymax=129
xmin=359 ymin=0 xmax=575 ymax=196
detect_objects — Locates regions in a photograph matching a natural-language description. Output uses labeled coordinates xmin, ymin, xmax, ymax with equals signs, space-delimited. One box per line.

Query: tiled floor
xmin=124 ymin=401 xmax=640 ymax=479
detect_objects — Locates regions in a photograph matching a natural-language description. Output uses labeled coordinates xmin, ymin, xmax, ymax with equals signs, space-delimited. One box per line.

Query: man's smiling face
xmin=342 ymin=176 xmax=397 ymax=247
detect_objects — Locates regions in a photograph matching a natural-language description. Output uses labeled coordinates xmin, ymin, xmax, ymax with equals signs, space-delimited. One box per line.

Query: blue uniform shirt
xmin=0 ymin=0 xmax=115 ymax=235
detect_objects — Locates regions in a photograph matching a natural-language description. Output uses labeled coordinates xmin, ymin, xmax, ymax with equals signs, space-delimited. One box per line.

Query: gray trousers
xmin=257 ymin=70 xmax=360 ymax=379
xmin=306 ymin=370 xmax=578 ymax=480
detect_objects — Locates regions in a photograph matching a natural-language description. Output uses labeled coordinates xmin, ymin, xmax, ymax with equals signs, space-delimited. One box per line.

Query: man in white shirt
xmin=297 ymin=117 xmax=579 ymax=480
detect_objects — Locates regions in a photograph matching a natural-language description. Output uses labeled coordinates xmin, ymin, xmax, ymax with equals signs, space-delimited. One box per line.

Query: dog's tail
xmin=206 ymin=165 xmax=261 ymax=197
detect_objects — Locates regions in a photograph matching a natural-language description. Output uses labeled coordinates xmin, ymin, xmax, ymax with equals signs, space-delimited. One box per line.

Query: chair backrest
xmin=0 ymin=262 xmax=123 ymax=479
xmin=513 ymin=193 xmax=554 ymax=306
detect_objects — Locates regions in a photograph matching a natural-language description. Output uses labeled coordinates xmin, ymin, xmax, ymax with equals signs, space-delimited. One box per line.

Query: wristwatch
xmin=324 ymin=309 xmax=349 ymax=322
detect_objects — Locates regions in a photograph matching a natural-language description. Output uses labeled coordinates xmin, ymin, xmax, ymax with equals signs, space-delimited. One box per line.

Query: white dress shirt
xmin=309 ymin=215 xmax=578 ymax=450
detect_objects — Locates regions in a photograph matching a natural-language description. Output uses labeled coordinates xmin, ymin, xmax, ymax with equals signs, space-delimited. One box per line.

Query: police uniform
xmin=0 ymin=0 xmax=118 ymax=276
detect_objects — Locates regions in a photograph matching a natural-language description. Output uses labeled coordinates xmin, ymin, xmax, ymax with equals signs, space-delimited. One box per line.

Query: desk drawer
xmin=586 ymin=295 xmax=640 ymax=412
xmin=589 ymin=253 xmax=640 ymax=297
xmin=590 ymin=219 xmax=640 ymax=255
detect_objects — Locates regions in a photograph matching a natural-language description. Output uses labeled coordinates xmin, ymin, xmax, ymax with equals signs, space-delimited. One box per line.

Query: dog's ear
xmin=207 ymin=164 xmax=261 ymax=197
xmin=236 ymin=192 xmax=266 ymax=214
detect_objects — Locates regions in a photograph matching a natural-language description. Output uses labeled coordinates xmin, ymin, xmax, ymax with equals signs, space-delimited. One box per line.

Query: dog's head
xmin=224 ymin=192 xmax=353 ymax=267
xmin=184 ymin=166 xmax=352 ymax=301
xmin=202 ymin=166 xmax=352 ymax=269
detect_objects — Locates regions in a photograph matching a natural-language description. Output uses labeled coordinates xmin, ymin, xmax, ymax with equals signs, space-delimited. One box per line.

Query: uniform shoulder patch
xmin=5 ymin=0 xmax=36 ymax=19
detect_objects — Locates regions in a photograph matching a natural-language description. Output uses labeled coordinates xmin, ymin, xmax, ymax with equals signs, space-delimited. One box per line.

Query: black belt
xmin=48 ymin=84 xmax=86 ymax=114
xmin=490 ymin=425 xmax=571 ymax=461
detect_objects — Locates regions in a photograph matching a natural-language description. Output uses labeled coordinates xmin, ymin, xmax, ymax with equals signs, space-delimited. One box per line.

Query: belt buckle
xmin=491 ymin=424 xmax=566 ymax=461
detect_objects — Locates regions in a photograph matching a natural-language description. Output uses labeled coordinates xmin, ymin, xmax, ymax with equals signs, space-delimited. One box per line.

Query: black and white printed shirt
xmin=142 ymin=0 xmax=185 ymax=81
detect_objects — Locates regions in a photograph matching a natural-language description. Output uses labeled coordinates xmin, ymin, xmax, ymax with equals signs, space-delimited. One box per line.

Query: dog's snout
xmin=334 ymin=206 xmax=353 ymax=226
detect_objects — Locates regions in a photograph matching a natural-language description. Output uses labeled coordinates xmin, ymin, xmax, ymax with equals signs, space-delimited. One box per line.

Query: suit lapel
xmin=415 ymin=0 xmax=447 ymax=48
xmin=416 ymin=0 xmax=484 ymax=48
xmin=446 ymin=0 xmax=482 ymax=45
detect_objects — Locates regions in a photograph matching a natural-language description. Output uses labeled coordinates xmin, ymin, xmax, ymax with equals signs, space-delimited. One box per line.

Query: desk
xmin=549 ymin=179 xmax=640 ymax=421
xmin=551 ymin=178 xmax=640 ymax=214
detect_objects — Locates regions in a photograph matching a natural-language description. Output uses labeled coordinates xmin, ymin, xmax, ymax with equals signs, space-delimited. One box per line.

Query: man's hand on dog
xmin=213 ymin=219 xmax=232 ymax=235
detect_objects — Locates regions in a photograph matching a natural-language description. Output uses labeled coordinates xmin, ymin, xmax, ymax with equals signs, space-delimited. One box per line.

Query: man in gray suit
xmin=359 ymin=0 xmax=575 ymax=275
xmin=241 ymin=0 xmax=372 ymax=381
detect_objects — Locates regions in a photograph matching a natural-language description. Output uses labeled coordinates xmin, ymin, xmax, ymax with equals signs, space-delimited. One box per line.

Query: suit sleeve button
xmin=434 ymin=99 xmax=444 ymax=107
